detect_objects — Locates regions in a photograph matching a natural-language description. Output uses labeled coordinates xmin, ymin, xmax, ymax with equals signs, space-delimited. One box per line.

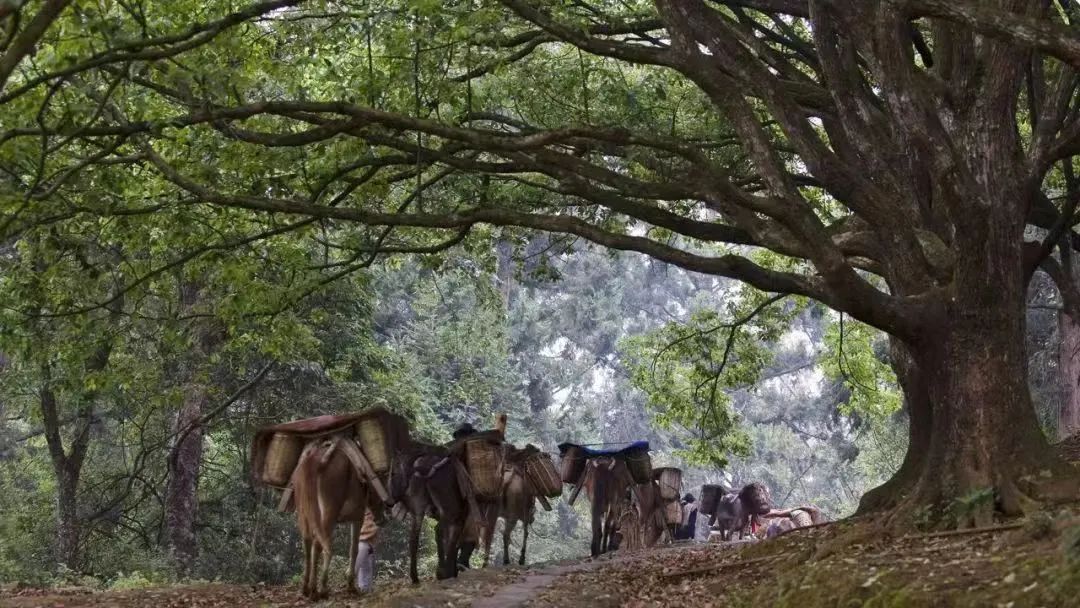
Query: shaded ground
xmin=5 ymin=514 xmax=1080 ymax=608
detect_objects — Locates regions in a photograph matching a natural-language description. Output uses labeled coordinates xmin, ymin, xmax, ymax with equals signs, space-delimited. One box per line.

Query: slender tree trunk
xmin=1058 ymin=309 xmax=1080 ymax=440
xmin=40 ymin=379 xmax=95 ymax=570
xmin=164 ymin=387 xmax=207 ymax=567
xmin=55 ymin=462 xmax=82 ymax=570
xmin=495 ymin=237 xmax=515 ymax=309
xmin=163 ymin=281 xmax=220 ymax=569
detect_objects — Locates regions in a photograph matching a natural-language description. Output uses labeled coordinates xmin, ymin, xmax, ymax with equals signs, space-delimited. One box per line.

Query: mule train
xmin=251 ymin=410 xmax=565 ymax=599
xmin=252 ymin=408 xmax=805 ymax=600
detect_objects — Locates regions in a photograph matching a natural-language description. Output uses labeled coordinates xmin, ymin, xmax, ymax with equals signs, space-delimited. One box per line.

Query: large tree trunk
xmin=872 ymin=184 xmax=1077 ymax=525
xmin=1058 ymin=309 xmax=1080 ymax=440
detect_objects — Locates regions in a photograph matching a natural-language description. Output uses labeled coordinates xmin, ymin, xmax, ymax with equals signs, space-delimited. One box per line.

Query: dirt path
xmin=4 ymin=520 xmax=1080 ymax=608
xmin=471 ymin=544 xmax=702 ymax=608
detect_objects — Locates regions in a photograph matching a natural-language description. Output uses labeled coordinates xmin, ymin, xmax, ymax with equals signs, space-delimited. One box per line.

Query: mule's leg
xmin=590 ymin=506 xmax=603 ymax=557
xmin=316 ymin=540 xmax=334 ymax=600
xmin=444 ymin=520 xmax=464 ymax=579
xmin=435 ymin=521 xmax=450 ymax=580
xmin=480 ymin=506 xmax=495 ymax=567
xmin=518 ymin=522 xmax=529 ymax=566
xmin=409 ymin=513 xmax=422 ymax=584
xmin=301 ymin=537 xmax=314 ymax=598
xmin=347 ymin=520 xmax=360 ymax=593
xmin=602 ymin=513 xmax=613 ymax=553
xmin=502 ymin=518 xmax=516 ymax=566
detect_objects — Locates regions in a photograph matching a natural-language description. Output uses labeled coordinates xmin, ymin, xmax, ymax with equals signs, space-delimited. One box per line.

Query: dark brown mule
xmin=388 ymin=442 xmax=469 ymax=583
xmin=583 ymin=456 xmax=632 ymax=557
xmin=291 ymin=438 xmax=377 ymax=600
xmin=710 ymin=482 xmax=772 ymax=540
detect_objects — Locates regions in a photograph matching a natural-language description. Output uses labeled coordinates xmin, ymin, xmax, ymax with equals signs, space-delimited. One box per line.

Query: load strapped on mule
xmin=250 ymin=407 xmax=410 ymax=511
xmin=557 ymin=440 xmax=653 ymax=557
xmin=250 ymin=407 xmax=411 ymax=599
xmin=557 ymin=440 xmax=652 ymax=505
xmin=652 ymin=467 xmax=685 ymax=534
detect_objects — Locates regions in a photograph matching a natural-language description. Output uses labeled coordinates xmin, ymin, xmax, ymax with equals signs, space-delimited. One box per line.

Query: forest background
xmin=2 ymin=0 xmax=1079 ymax=591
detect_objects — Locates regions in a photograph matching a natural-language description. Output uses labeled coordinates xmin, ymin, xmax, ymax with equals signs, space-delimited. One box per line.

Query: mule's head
xmin=738 ymin=482 xmax=772 ymax=516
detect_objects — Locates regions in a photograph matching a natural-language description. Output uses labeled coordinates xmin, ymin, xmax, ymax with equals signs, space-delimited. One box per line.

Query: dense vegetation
xmin=2 ymin=0 xmax=1080 ymax=590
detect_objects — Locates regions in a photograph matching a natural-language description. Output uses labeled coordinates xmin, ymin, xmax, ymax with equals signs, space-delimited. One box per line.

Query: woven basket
xmin=654 ymin=467 xmax=683 ymax=501
xmin=700 ymin=484 xmax=724 ymax=516
xmin=465 ymin=438 xmax=504 ymax=501
xmin=559 ymin=445 xmax=586 ymax=483
xmin=262 ymin=433 xmax=304 ymax=487
xmin=525 ymin=452 xmax=563 ymax=498
xmin=624 ymin=449 xmax=652 ymax=485
xmin=354 ymin=409 xmax=409 ymax=475
xmin=664 ymin=500 xmax=683 ymax=525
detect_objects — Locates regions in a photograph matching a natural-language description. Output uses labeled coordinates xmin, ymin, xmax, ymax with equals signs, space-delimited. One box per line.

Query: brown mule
xmin=583 ymin=456 xmax=633 ymax=557
xmin=291 ymin=438 xmax=377 ymax=600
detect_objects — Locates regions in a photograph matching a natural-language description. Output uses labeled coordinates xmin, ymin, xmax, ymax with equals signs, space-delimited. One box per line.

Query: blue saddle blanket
xmin=558 ymin=441 xmax=649 ymax=457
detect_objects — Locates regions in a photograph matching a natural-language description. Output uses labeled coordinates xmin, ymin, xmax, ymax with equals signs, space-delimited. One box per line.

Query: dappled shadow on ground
xmin=5 ymin=513 xmax=1080 ymax=607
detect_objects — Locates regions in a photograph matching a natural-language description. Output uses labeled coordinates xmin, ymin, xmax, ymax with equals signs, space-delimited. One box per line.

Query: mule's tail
xmin=291 ymin=443 xmax=320 ymax=540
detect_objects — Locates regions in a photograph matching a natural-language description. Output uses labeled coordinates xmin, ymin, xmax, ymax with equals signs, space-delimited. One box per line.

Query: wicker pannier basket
xmin=525 ymin=452 xmax=563 ymax=498
xmin=262 ymin=432 xmax=305 ymax=487
xmin=654 ymin=467 xmax=683 ymax=501
xmin=559 ymin=445 xmax=586 ymax=483
xmin=664 ymin=500 xmax=683 ymax=525
xmin=354 ymin=408 xmax=409 ymax=475
xmin=624 ymin=449 xmax=652 ymax=485
xmin=464 ymin=436 xmax=505 ymax=501
xmin=700 ymin=484 xmax=725 ymax=516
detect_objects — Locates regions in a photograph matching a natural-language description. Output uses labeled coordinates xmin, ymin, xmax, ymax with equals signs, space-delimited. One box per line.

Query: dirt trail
xmin=4 ymin=521 xmax=1080 ymax=608
xmin=471 ymin=544 xmax=702 ymax=608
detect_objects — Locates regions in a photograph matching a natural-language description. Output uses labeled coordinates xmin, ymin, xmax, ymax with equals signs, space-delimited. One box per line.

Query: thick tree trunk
xmin=1058 ymin=310 xmax=1080 ymax=440
xmin=882 ymin=190 xmax=1077 ymax=525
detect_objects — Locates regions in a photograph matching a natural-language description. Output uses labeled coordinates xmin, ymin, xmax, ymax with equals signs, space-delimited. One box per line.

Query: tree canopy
xmin=5 ymin=0 xmax=1080 ymax=543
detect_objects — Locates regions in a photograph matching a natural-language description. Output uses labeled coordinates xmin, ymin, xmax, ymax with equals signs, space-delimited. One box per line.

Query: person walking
xmin=675 ymin=493 xmax=698 ymax=541
xmin=354 ymin=508 xmax=380 ymax=592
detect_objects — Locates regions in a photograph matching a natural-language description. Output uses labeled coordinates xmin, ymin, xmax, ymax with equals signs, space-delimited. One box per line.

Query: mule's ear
xmin=495 ymin=413 xmax=507 ymax=436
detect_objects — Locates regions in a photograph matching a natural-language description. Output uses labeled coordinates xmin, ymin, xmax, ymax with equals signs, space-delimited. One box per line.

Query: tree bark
xmin=54 ymin=460 xmax=82 ymax=571
xmin=1058 ymin=309 xmax=1080 ymax=440
xmin=164 ymin=386 xmax=207 ymax=567
xmin=163 ymin=281 xmax=221 ymax=569
xmin=890 ymin=190 xmax=1072 ymax=526
xmin=40 ymin=379 xmax=95 ymax=570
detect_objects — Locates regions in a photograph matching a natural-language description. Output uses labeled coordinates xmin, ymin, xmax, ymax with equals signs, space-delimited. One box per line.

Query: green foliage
xmin=821 ymin=314 xmax=902 ymax=421
xmin=622 ymin=287 xmax=800 ymax=468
